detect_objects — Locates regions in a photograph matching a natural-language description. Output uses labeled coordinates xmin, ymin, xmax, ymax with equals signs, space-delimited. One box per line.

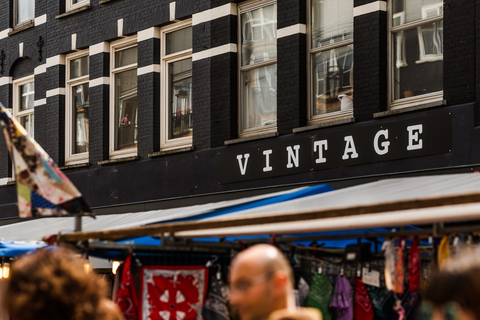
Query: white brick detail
xmin=192 ymin=3 xmax=237 ymax=26
xmin=34 ymin=98 xmax=46 ymax=106
xmin=89 ymin=77 xmax=110 ymax=87
xmin=277 ymin=24 xmax=306 ymax=39
xmin=0 ymin=77 xmax=12 ymax=86
xmin=46 ymin=55 xmax=66 ymax=67
xmin=138 ymin=27 xmax=160 ymax=42
xmin=34 ymin=64 xmax=47 ymax=75
xmin=117 ymin=18 xmax=124 ymax=37
xmin=192 ymin=43 xmax=237 ymax=61
xmin=34 ymin=14 xmax=47 ymax=26
xmin=353 ymin=1 xmax=387 ymax=17
xmin=71 ymin=33 xmax=77 ymax=51
xmin=137 ymin=64 xmax=161 ymax=76
xmin=0 ymin=28 xmax=12 ymax=40
xmin=46 ymin=88 xmax=66 ymax=97
xmin=170 ymin=2 xmax=176 ymax=21
xmin=90 ymin=42 xmax=109 ymax=55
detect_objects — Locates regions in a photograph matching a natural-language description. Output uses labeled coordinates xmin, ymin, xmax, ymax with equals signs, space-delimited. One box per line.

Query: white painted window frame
xmin=66 ymin=0 xmax=90 ymax=12
xmin=238 ymin=0 xmax=278 ymax=138
xmin=13 ymin=75 xmax=35 ymax=137
xmin=160 ymin=20 xmax=193 ymax=151
xmin=307 ymin=0 xmax=354 ymax=124
xmin=65 ymin=50 xmax=89 ymax=165
xmin=13 ymin=0 xmax=35 ymax=27
xmin=109 ymin=36 xmax=138 ymax=159
xmin=388 ymin=0 xmax=443 ymax=110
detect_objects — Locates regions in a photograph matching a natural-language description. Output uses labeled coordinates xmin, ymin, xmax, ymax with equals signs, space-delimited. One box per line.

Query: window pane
xmin=70 ymin=56 xmax=89 ymax=79
xmin=114 ymin=69 xmax=137 ymax=151
xmin=115 ymin=46 xmax=138 ymax=68
xmin=312 ymin=45 xmax=353 ymax=115
xmin=242 ymin=64 xmax=277 ymax=131
xmin=241 ymin=4 xmax=277 ymax=66
xmin=19 ymin=81 xmax=34 ymax=111
xmin=71 ymin=83 xmax=89 ymax=154
xmin=20 ymin=114 xmax=34 ymax=138
xmin=72 ymin=0 xmax=85 ymax=4
xmin=166 ymin=27 xmax=193 ymax=55
xmin=392 ymin=0 xmax=443 ymax=27
xmin=393 ymin=24 xmax=442 ymax=100
xmin=16 ymin=0 xmax=34 ymax=24
xmin=311 ymin=0 xmax=353 ymax=49
xmin=168 ymin=58 xmax=193 ymax=140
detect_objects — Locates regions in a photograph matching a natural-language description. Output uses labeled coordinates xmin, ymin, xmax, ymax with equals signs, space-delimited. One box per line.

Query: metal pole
xmin=74 ymin=215 xmax=82 ymax=232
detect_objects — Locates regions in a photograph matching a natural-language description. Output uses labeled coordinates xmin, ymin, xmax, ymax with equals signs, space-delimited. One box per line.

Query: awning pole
xmin=74 ymin=215 xmax=82 ymax=232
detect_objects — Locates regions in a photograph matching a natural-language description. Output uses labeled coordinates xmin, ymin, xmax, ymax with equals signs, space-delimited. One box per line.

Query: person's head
xmin=229 ymin=244 xmax=295 ymax=320
xmin=424 ymin=248 xmax=480 ymax=320
xmin=3 ymin=248 xmax=108 ymax=320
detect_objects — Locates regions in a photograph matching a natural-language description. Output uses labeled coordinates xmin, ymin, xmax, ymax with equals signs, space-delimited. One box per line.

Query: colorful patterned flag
xmin=0 ymin=103 xmax=92 ymax=218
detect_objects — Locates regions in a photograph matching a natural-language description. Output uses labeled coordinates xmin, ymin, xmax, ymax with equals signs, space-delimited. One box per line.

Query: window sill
xmin=374 ymin=100 xmax=446 ymax=118
xmin=98 ymin=156 xmax=138 ymax=166
xmin=56 ymin=5 xmax=91 ymax=19
xmin=148 ymin=146 xmax=194 ymax=158
xmin=99 ymin=0 xmax=114 ymax=3
xmin=294 ymin=117 xmax=355 ymax=133
xmin=8 ymin=20 xmax=34 ymax=36
xmin=60 ymin=162 xmax=90 ymax=170
xmin=225 ymin=132 xmax=278 ymax=146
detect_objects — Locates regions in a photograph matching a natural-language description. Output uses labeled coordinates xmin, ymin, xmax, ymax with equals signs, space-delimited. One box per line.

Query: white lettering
xmin=342 ymin=136 xmax=359 ymax=160
xmin=263 ymin=150 xmax=273 ymax=172
xmin=286 ymin=145 xmax=300 ymax=168
xmin=407 ymin=124 xmax=423 ymax=150
xmin=314 ymin=140 xmax=328 ymax=164
xmin=236 ymin=153 xmax=250 ymax=175
xmin=374 ymin=129 xmax=390 ymax=155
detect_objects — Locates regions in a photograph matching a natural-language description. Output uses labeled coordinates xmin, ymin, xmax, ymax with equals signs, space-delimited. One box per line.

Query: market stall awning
xmin=0 ymin=241 xmax=46 ymax=257
xmin=0 ymin=184 xmax=333 ymax=242
xmin=57 ymin=172 xmax=480 ymax=243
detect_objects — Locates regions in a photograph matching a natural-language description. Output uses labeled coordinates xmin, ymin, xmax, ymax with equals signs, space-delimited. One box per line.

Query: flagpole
xmin=74 ymin=215 xmax=82 ymax=232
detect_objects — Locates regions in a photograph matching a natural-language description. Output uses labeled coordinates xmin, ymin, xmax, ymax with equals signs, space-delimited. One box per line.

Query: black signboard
xmin=218 ymin=112 xmax=452 ymax=184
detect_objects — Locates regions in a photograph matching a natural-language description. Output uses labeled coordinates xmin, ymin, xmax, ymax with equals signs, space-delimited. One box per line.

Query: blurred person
xmin=423 ymin=248 xmax=480 ymax=320
xmin=2 ymin=247 xmax=115 ymax=320
xmin=229 ymin=244 xmax=322 ymax=320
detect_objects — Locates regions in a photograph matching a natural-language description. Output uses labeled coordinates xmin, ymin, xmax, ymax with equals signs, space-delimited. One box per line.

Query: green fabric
xmin=304 ymin=274 xmax=333 ymax=320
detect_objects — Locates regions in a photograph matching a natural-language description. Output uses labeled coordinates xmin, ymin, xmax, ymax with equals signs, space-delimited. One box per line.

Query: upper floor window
xmin=66 ymin=0 xmax=89 ymax=11
xmin=66 ymin=51 xmax=89 ymax=164
xmin=390 ymin=0 xmax=443 ymax=108
xmin=160 ymin=21 xmax=193 ymax=151
xmin=238 ymin=0 xmax=277 ymax=137
xmin=110 ymin=37 xmax=138 ymax=159
xmin=13 ymin=75 xmax=35 ymax=137
xmin=309 ymin=0 xmax=353 ymax=122
xmin=14 ymin=0 xmax=35 ymax=26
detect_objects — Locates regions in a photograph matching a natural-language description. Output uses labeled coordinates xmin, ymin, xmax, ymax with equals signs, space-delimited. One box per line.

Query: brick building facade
xmin=0 ymin=0 xmax=479 ymax=221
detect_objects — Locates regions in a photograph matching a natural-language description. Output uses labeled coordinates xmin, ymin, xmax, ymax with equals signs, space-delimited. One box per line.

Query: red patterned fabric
xmin=115 ymin=253 xmax=139 ymax=320
xmin=141 ymin=266 xmax=208 ymax=320
xmin=394 ymin=238 xmax=406 ymax=294
xmin=354 ymin=276 xmax=374 ymax=320
xmin=408 ymin=237 xmax=421 ymax=293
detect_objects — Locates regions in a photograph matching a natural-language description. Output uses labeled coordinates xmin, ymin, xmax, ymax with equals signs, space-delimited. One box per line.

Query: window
xmin=309 ymin=0 xmax=353 ymax=122
xmin=160 ymin=21 xmax=193 ymax=151
xmin=238 ymin=0 xmax=277 ymax=137
xmin=110 ymin=37 xmax=138 ymax=158
xmin=390 ymin=0 xmax=443 ymax=107
xmin=66 ymin=0 xmax=89 ymax=11
xmin=66 ymin=51 xmax=89 ymax=164
xmin=14 ymin=0 xmax=35 ymax=26
xmin=13 ymin=75 xmax=35 ymax=137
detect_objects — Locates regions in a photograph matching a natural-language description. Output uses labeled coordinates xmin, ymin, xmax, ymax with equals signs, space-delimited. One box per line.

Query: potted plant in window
xmin=395 ymin=79 xmax=413 ymax=98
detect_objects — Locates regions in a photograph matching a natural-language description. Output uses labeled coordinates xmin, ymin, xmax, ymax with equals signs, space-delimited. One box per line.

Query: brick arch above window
xmin=10 ymin=57 xmax=35 ymax=80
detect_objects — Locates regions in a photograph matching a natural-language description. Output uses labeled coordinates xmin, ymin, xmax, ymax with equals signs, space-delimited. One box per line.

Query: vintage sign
xmin=218 ymin=112 xmax=452 ymax=183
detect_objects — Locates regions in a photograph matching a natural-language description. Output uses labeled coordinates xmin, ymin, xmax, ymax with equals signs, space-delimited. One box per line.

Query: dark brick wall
xmin=444 ymin=0 xmax=476 ymax=106
xmin=353 ymin=10 xmax=388 ymax=121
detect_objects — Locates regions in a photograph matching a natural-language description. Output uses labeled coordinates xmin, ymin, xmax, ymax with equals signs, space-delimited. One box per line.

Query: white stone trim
xmin=0 ymin=28 xmax=12 ymax=40
xmin=34 ymin=14 xmax=47 ymax=26
xmin=353 ymin=1 xmax=387 ymax=17
xmin=277 ymin=24 xmax=306 ymax=39
xmin=34 ymin=98 xmax=46 ymax=106
xmin=19 ymin=43 xmax=24 ymax=58
xmin=89 ymin=77 xmax=110 ymax=87
xmin=137 ymin=64 xmax=160 ymax=76
xmin=46 ymin=55 xmax=66 ymax=67
xmin=0 ymin=178 xmax=12 ymax=185
xmin=71 ymin=33 xmax=77 ymax=51
xmin=46 ymin=88 xmax=66 ymax=97
xmin=192 ymin=43 xmax=237 ymax=61
xmin=117 ymin=18 xmax=124 ymax=37
xmin=138 ymin=27 xmax=160 ymax=42
xmin=34 ymin=64 xmax=47 ymax=75
xmin=170 ymin=2 xmax=176 ymax=21
xmin=90 ymin=42 xmax=109 ymax=55
xmin=192 ymin=3 xmax=237 ymax=26
xmin=0 ymin=77 xmax=12 ymax=86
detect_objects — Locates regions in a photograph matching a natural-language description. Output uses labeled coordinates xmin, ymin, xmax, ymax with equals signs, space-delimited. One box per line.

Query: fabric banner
xmin=141 ymin=266 xmax=208 ymax=320
xmin=0 ymin=103 xmax=91 ymax=218
xmin=115 ymin=253 xmax=139 ymax=320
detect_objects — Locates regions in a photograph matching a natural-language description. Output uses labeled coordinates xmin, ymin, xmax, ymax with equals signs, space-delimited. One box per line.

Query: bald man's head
xmin=229 ymin=244 xmax=296 ymax=320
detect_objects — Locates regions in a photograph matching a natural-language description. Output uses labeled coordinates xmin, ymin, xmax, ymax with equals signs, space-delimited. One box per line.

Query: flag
xmin=0 ymin=102 xmax=92 ymax=218
xmin=115 ymin=253 xmax=139 ymax=320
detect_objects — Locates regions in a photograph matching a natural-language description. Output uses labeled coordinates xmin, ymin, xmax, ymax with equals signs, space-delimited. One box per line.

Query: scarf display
xmin=394 ymin=238 xmax=406 ymax=295
xmin=438 ymin=236 xmax=451 ymax=269
xmin=354 ymin=276 xmax=374 ymax=320
xmin=382 ymin=240 xmax=395 ymax=291
xmin=115 ymin=253 xmax=139 ymax=320
xmin=408 ymin=237 xmax=421 ymax=293
xmin=330 ymin=274 xmax=353 ymax=320
xmin=202 ymin=273 xmax=230 ymax=320
xmin=305 ymin=273 xmax=333 ymax=320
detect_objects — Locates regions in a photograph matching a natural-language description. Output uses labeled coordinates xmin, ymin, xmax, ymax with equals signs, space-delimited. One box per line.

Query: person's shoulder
xmin=267 ymin=308 xmax=322 ymax=320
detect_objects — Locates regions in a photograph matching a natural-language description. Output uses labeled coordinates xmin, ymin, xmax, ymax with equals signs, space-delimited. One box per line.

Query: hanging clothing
xmin=355 ymin=276 xmax=375 ymax=320
xmin=330 ymin=274 xmax=353 ymax=320
xmin=305 ymin=273 xmax=333 ymax=320
xmin=202 ymin=274 xmax=230 ymax=320
xmin=438 ymin=236 xmax=451 ymax=269
xmin=394 ymin=238 xmax=406 ymax=295
xmin=115 ymin=253 xmax=139 ymax=320
xmin=382 ymin=240 xmax=395 ymax=291
xmin=296 ymin=277 xmax=310 ymax=307
xmin=366 ymin=284 xmax=395 ymax=319
xmin=408 ymin=237 xmax=421 ymax=293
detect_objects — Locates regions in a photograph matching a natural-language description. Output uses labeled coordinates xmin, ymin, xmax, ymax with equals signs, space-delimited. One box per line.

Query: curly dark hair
xmin=3 ymin=248 xmax=108 ymax=320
